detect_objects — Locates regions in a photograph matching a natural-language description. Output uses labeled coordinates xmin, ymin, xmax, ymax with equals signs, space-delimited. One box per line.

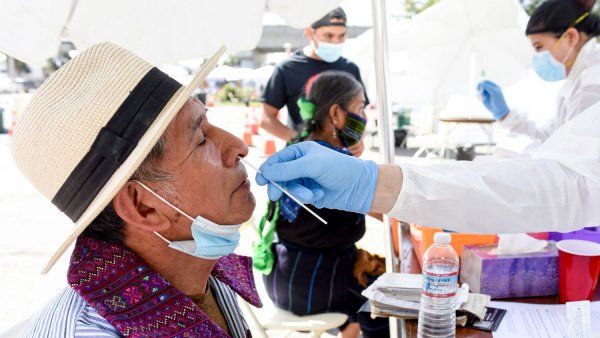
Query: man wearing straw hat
xmin=12 ymin=43 xmax=261 ymax=337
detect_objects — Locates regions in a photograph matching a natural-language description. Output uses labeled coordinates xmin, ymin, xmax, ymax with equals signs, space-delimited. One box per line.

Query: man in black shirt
xmin=260 ymin=7 xmax=368 ymax=156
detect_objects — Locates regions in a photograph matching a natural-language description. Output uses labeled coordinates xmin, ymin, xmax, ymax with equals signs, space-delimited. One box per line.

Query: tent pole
xmin=7 ymin=56 xmax=17 ymax=79
xmin=371 ymin=0 xmax=403 ymax=337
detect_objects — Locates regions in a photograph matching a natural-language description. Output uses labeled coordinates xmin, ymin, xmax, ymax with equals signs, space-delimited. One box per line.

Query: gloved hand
xmin=255 ymin=141 xmax=379 ymax=214
xmin=477 ymin=80 xmax=510 ymax=120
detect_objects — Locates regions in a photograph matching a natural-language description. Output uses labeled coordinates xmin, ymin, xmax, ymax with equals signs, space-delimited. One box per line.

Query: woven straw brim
xmin=41 ymin=46 xmax=226 ymax=274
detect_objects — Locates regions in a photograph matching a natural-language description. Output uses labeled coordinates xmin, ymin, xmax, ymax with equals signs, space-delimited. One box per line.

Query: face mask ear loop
xmin=153 ymin=231 xmax=172 ymax=244
xmin=132 ymin=180 xmax=196 ymax=244
xmin=551 ymin=12 xmax=589 ymax=64
xmin=563 ymin=45 xmax=576 ymax=66
xmin=550 ymin=33 xmax=576 ymax=67
xmin=133 ymin=180 xmax=195 ymax=222
xmin=310 ymin=30 xmax=319 ymax=51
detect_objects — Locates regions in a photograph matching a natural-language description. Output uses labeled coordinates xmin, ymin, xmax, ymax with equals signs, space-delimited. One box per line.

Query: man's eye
xmin=198 ymin=137 xmax=206 ymax=146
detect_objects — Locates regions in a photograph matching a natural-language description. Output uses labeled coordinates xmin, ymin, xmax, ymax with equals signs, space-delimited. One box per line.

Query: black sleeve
xmin=352 ymin=64 xmax=370 ymax=106
xmin=260 ymin=65 xmax=287 ymax=109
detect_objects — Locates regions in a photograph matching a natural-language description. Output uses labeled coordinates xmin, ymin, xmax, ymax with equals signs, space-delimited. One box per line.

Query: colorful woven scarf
xmin=67 ymin=236 xmax=262 ymax=337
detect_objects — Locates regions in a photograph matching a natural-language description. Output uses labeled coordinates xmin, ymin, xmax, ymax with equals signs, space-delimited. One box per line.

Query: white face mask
xmin=314 ymin=39 xmax=344 ymax=63
xmin=134 ymin=180 xmax=242 ymax=260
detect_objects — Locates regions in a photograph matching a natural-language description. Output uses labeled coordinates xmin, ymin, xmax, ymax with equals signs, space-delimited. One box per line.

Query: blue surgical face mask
xmin=314 ymin=40 xmax=344 ymax=63
xmin=135 ymin=181 xmax=241 ymax=260
xmin=532 ymin=37 xmax=574 ymax=82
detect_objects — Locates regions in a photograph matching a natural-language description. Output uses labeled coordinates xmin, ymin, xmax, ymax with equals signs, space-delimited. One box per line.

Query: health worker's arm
xmin=385 ymin=158 xmax=596 ymax=234
xmin=387 ymin=102 xmax=600 ymax=233
xmin=260 ymin=103 xmax=297 ymax=142
xmin=501 ymin=81 xmax=600 ymax=142
xmin=257 ymin=104 xmax=600 ymax=234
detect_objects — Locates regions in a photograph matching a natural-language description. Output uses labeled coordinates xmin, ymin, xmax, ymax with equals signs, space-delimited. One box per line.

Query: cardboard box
xmin=408 ymin=223 xmax=497 ymax=265
xmin=460 ymin=243 xmax=558 ymax=299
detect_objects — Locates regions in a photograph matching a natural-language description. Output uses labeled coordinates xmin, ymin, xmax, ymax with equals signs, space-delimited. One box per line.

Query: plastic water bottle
xmin=417 ymin=232 xmax=459 ymax=338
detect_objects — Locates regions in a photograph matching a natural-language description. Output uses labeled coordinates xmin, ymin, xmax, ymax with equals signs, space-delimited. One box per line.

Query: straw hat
xmin=11 ymin=42 xmax=226 ymax=274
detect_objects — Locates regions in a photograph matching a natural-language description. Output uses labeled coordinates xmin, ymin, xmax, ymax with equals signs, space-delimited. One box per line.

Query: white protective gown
xmin=389 ymin=100 xmax=600 ymax=234
xmin=500 ymin=39 xmax=600 ymax=141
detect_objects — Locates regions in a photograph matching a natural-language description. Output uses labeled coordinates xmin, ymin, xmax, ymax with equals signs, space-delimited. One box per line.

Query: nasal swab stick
xmin=239 ymin=157 xmax=328 ymax=225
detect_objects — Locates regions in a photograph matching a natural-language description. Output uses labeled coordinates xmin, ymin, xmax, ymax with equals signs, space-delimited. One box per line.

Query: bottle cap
xmin=434 ymin=232 xmax=451 ymax=245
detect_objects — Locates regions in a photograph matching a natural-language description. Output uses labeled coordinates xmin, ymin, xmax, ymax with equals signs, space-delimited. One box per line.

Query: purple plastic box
xmin=548 ymin=226 xmax=600 ymax=244
xmin=459 ymin=243 xmax=558 ymax=299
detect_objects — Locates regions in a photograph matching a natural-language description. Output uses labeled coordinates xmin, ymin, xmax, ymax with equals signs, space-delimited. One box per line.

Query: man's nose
xmin=220 ymin=129 xmax=249 ymax=168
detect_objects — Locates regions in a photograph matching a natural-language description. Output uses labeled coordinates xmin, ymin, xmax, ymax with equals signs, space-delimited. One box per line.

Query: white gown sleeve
xmin=500 ymin=81 xmax=600 ymax=142
xmin=499 ymin=108 xmax=556 ymax=141
xmin=388 ymin=102 xmax=600 ymax=234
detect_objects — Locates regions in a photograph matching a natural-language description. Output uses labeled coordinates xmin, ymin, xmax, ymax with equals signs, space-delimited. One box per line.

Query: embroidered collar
xmin=67 ymin=236 xmax=261 ymax=337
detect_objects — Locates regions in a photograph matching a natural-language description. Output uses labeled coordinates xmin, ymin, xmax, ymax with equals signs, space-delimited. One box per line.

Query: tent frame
xmin=371 ymin=0 xmax=405 ymax=337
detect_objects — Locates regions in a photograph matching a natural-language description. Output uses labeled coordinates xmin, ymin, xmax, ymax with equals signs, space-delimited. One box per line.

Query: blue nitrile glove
xmin=255 ymin=141 xmax=379 ymax=214
xmin=477 ymin=80 xmax=510 ymax=120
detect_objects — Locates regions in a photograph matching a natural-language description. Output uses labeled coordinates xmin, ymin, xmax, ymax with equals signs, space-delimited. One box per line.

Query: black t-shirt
xmin=261 ymin=50 xmax=368 ymax=131
xmin=276 ymin=204 xmax=366 ymax=255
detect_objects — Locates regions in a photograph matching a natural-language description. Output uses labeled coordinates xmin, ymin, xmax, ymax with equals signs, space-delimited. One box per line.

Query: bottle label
xmin=422 ymin=271 xmax=458 ymax=298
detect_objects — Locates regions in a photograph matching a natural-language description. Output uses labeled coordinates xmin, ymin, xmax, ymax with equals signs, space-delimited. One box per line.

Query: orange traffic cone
xmin=263 ymin=135 xmax=276 ymax=156
xmin=242 ymin=113 xmax=253 ymax=147
xmin=7 ymin=109 xmax=17 ymax=137
xmin=250 ymin=108 xmax=259 ymax=135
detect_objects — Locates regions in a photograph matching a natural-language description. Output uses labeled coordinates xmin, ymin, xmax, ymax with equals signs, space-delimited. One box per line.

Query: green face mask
xmin=338 ymin=112 xmax=366 ymax=147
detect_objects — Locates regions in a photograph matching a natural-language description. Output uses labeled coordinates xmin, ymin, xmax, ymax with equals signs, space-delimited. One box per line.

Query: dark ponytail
xmin=526 ymin=0 xmax=600 ymax=37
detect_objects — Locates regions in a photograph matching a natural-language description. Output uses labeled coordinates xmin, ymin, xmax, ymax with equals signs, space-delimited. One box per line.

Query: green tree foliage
xmin=223 ymin=54 xmax=241 ymax=67
xmin=520 ymin=0 xmax=544 ymax=15
xmin=405 ymin=0 xmax=598 ymax=17
xmin=405 ymin=0 xmax=441 ymax=16
xmin=519 ymin=0 xmax=600 ymax=16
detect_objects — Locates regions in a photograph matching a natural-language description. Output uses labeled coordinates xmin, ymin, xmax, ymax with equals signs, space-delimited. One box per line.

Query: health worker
xmin=479 ymin=0 xmax=600 ymax=141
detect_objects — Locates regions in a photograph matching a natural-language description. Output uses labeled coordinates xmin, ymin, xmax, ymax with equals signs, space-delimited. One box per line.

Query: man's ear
xmin=305 ymin=28 xmax=317 ymax=46
xmin=113 ymin=181 xmax=171 ymax=233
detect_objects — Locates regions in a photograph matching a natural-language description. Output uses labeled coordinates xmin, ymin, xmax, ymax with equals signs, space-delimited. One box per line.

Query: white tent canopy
xmin=0 ymin=0 xmax=342 ymax=66
xmin=346 ymin=0 xmax=531 ymax=108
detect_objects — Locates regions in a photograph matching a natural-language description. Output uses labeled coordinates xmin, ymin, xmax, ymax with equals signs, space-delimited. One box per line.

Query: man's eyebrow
xmin=189 ymin=113 xmax=206 ymax=133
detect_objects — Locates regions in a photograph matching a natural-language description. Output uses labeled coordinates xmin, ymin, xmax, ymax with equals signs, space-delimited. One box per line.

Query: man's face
xmin=307 ymin=23 xmax=347 ymax=45
xmin=154 ymin=98 xmax=255 ymax=230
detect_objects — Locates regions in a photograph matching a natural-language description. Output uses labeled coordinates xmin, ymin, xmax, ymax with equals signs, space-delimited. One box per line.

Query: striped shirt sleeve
xmin=209 ymin=276 xmax=250 ymax=338
xmin=19 ymin=287 xmax=120 ymax=338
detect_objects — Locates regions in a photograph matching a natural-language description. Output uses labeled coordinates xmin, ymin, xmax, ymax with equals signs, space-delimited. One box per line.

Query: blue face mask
xmin=315 ymin=40 xmax=344 ymax=63
xmin=532 ymin=51 xmax=567 ymax=82
xmin=135 ymin=181 xmax=241 ymax=260
xmin=532 ymin=37 xmax=574 ymax=82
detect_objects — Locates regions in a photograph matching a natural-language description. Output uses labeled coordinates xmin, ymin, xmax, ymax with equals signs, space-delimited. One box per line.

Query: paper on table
xmin=460 ymin=293 xmax=491 ymax=320
xmin=491 ymin=301 xmax=600 ymax=338
xmin=361 ymin=273 xmax=422 ymax=303
xmin=365 ymin=290 xmax=421 ymax=311
xmin=368 ymin=272 xmax=422 ymax=289
xmin=567 ymin=301 xmax=592 ymax=338
xmin=363 ymin=281 xmax=469 ymax=311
